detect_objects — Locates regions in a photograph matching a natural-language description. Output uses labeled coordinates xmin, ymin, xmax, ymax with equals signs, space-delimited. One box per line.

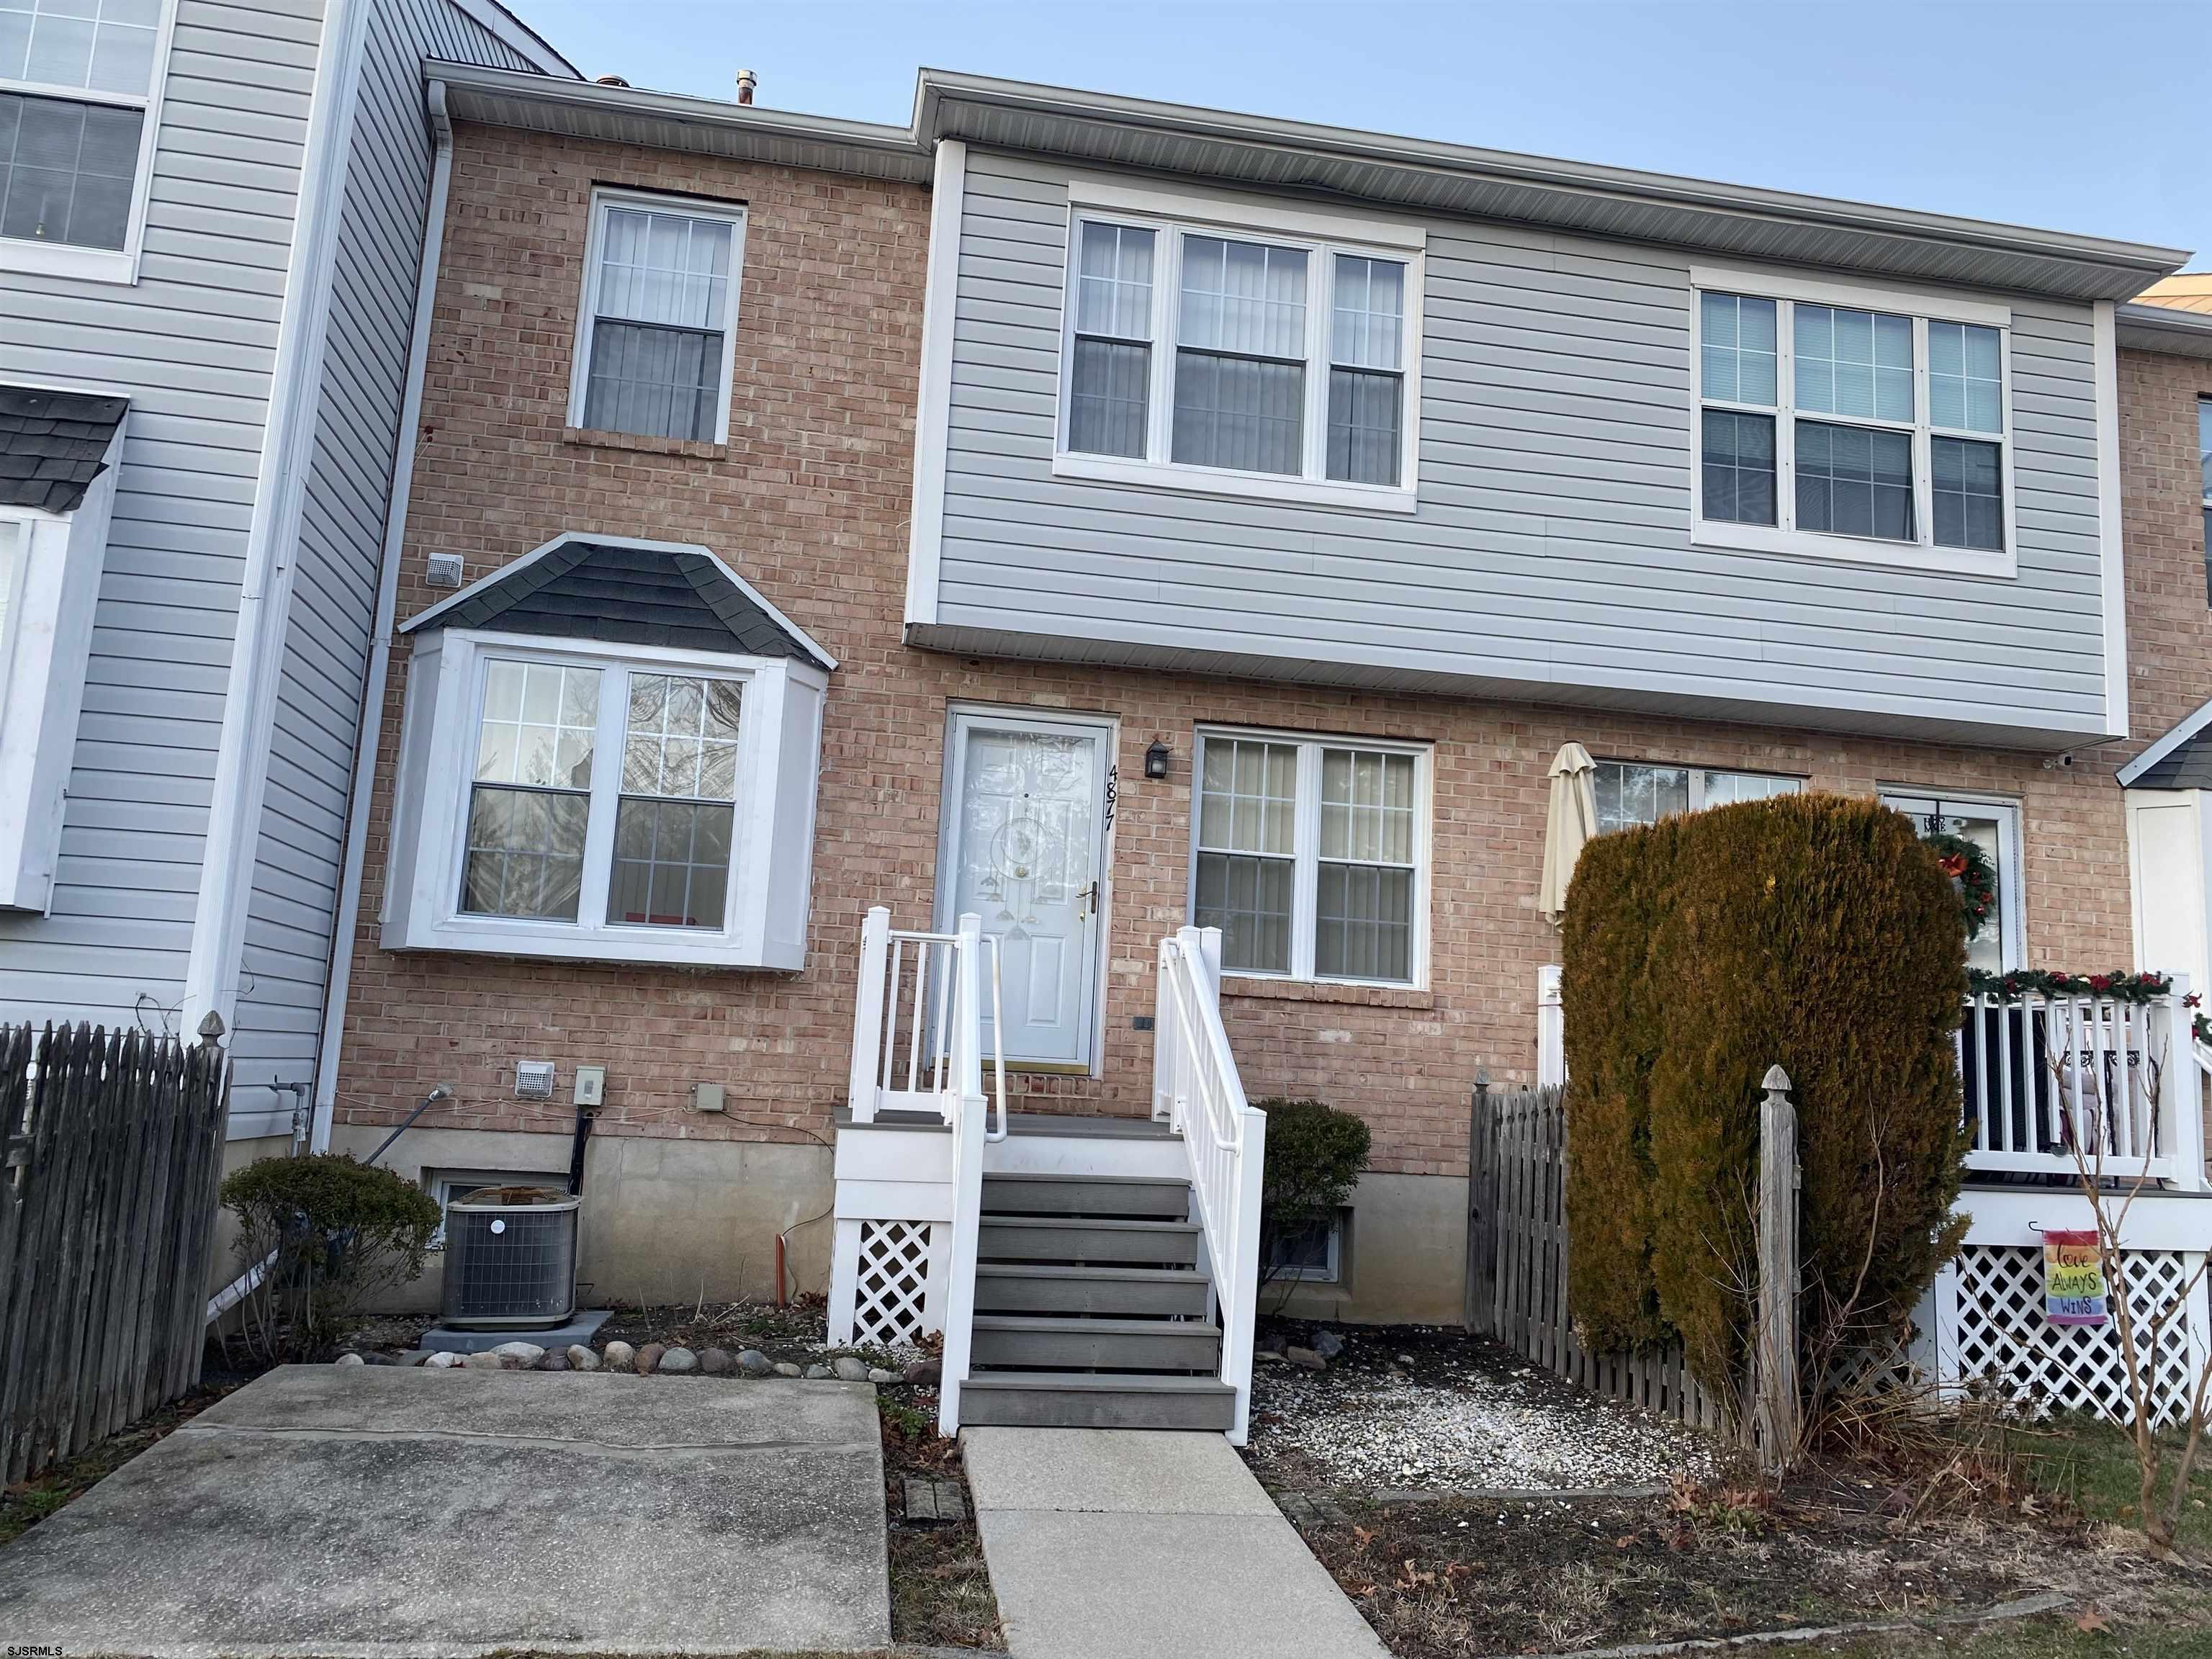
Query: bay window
xmin=1190 ymin=728 xmax=1428 ymax=986
xmin=385 ymin=534 xmax=833 ymax=971
xmin=1058 ymin=182 xmax=1423 ymax=510
xmin=1691 ymin=266 xmax=2014 ymax=572
xmin=0 ymin=0 xmax=171 ymax=279
xmin=569 ymin=188 xmax=745 ymax=445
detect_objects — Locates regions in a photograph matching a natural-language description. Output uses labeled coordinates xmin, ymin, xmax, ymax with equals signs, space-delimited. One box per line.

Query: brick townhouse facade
xmin=325 ymin=70 xmax=2207 ymax=1323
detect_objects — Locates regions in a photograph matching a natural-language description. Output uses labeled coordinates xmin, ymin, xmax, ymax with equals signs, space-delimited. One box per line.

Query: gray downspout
xmin=310 ymin=79 xmax=457 ymax=1156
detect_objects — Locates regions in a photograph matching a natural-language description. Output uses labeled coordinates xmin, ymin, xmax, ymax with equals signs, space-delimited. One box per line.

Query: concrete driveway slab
xmin=0 ymin=1365 xmax=889 ymax=1658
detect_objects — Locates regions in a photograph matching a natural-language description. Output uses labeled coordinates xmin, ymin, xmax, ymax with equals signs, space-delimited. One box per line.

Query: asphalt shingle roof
xmin=0 ymin=386 xmax=127 ymax=513
xmin=406 ymin=538 xmax=830 ymax=667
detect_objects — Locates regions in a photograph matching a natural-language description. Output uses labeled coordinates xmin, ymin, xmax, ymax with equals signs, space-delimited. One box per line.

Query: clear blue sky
xmin=506 ymin=1 xmax=2209 ymax=271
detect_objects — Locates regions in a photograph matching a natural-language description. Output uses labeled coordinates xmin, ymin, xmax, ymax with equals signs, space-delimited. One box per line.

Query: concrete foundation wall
xmin=1269 ymin=1172 xmax=1467 ymax=1328
xmin=326 ymin=1124 xmax=834 ymax=1313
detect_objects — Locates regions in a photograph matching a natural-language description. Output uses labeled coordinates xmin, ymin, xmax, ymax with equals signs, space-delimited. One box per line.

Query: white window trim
xmin=1594 ymin=758 xmax=1806 ymax=822
xmin=1686 ymin=261 xmax=2018 ymax=579
xmin=1266 ymin=1209 xmax=1344 ymax=1285
xmin=0 ymin=0 xmax=180 ymax=285
xmin=565 ymin=186 xmax=748 ymax=446
xmin=1879 ymin=788 xmax=2026 ymax=971
xmin=1186 ymin=724 xmax=1431 ymax=989
xmin=1053 ymin=177 xmax=1425 ymax=514
xmin=0 ymin=418 xmax=122 ymax=912
xmin=382 ymin=626 xmax=826 ymax=970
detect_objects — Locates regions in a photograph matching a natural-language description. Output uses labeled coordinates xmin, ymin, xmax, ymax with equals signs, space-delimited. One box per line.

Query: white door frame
xmin=935 ymin=703 xmax=1118 ymax=1074
xmin=1881 ymin=788 xmax=2026 ymax=970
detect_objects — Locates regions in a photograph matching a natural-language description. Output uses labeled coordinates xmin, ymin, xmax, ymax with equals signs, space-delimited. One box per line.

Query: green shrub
xmin=1557 ymin=813 xmax=1685 ymax=1352
xmin=1563 ymin=793 xmax=1970 ymax=1406
xmin=220 ymin=1153 xmax=443 ymax=1362
xmin=1256 ymin=1097 xmax=1371 ymax=1285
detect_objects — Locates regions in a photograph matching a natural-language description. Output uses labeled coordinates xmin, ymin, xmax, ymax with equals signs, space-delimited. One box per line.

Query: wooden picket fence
xmin=0 ymin=1020 xmax=231 ymax=1482
xmin=1466 ymin=1083 xmax=1733 ymax=1435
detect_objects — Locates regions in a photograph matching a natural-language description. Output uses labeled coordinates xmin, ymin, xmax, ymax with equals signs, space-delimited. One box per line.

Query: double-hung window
xmin=460 ymin=657 xmax=743 ymax=932
xmin=569 ymin=189 xmax=745 ymax=445
xmin=0 ymin=0 xmax=170 ymax=276
xmin=1691 ymin=266 xmax=2013 ymax=572
xmin=1190 ymin=729 xmax=1428 ymax=986
xmin=1592 ymin=760 xmax=1802 ymax=835
xmin=1058 ymin=183 xmax=1423 ymax=511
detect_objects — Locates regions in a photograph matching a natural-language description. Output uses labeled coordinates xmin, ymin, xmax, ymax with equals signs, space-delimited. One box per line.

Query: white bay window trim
xmin=0 ymin=424 xmax=121 ymax=912
xmin=1054 ymin=176 xmax=1424 ymax=513
xmin=1687 ymin=262 xmax=2018 ymax=579
xmin=1185 ymin=725 xmax=1431 ymax=989
xmin=565 ymin=186 xmax=748 ymax=446
xmin=382 ymin=628 xmax=825 ymax=969
xmin=0 ymin=0 xmax=179 ymax=284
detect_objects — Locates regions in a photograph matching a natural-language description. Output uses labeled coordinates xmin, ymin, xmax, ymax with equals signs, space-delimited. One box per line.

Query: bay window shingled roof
xmin=0 ymin=386 xmax=127 ymax=513
xmin=400 ymin=535 xmax=835 ymax=670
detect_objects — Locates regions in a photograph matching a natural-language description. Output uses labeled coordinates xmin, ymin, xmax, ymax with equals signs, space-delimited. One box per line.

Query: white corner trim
xmin=400 ymin=529 xmax=835 ymax=670
xmin=1688 ymin=261 xmax=2011 ymax=328
xmin=183 ymin=0 xmax=370 ymax=1041
xmin=2093 ymin=297 xmax=2129 ymax=742
xmin=1065 ymin=170 xmax=1428 ymax=251
xmin=905 ymin=138 xmax=965 ymax=630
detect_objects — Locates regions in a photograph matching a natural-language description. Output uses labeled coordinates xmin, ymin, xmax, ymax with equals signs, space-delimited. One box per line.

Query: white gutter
xmin=182 ymin=0 xmax=370 ymax=1089
xmin=310 ymin=80 xmax=457 ymax=1156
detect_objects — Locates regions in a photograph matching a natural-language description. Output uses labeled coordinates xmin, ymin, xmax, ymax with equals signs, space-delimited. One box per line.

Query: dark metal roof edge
xmin=912 ymin=70 xmax=2189 ymax=300
xmin=427 ymin=60 xmax=931 ymax=181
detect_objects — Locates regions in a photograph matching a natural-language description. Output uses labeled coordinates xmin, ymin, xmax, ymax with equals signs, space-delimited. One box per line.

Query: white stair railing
xmin=1153 ymin=924 xmax=1266 ymax=1445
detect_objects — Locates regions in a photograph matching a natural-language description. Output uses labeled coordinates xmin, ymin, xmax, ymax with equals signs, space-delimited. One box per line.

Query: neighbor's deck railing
xmin=1956 ymin=982 xmax=2208 ymax=1191
xmin=1152 ymin=925 xmax=1265 ymax=1446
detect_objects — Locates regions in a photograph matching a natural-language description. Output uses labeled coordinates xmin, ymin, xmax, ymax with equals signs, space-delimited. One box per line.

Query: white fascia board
xmin=904 ymin=137 xmax=965 ymax=630
xmin=2118 ymin=693 xmax=2212 ymax=786
xmin=402 ymin=530 xmax=835 ymax=672
xmin=185 ymin=0 xmax=371 ymax=1046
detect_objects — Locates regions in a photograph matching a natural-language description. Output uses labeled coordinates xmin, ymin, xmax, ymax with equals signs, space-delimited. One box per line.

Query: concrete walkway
xmin=962 ymin=1426 xmax=1387 ymax=1659
xmin=0 ymin=1364 xmax=889 ymax=1657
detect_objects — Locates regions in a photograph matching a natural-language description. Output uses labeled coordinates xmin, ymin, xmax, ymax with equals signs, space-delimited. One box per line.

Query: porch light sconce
xmin=1144 ymin=740 xmax=1172 ymax=781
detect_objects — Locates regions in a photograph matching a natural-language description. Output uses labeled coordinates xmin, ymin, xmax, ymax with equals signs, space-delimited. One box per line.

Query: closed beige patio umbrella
xmin=1538 ymin=742 xmax=1599 ymax=926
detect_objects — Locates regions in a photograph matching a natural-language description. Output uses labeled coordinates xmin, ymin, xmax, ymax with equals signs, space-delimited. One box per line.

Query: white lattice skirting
xmin=1948 ymin=1244 xmax=2211 ymax=1426
xmin=826 ymin=1218 xmax=943 ymax=1349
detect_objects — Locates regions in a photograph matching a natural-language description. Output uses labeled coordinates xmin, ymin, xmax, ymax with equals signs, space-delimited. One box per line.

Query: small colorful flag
xmin=2042 ymin=1228 xmax=2108 ymax=1327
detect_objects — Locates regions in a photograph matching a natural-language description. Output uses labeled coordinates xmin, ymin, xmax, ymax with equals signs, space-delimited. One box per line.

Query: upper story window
xmin=1056 ymin=179 xmax=1424 ymax=513
xmin=1691 ymin=265 xmax=2014 ymax=575
xmin=0 ymin=0 xmax=169 ymax=276
xmin=567 ymin=189 xmax=746 ymax=446
xmin=1593 ymin=760 xmax=1802 ymax=835
xmin=1189 ymin=727 xmax=1429 ymax=986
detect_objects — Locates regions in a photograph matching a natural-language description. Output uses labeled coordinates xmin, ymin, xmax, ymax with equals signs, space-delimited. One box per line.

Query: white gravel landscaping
xmin=1242 ymin=1328 xmax=1718 ymax=1493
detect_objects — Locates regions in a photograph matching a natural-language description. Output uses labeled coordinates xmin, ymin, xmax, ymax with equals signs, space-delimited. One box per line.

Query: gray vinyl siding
xmin=225 ymin=0 xmax=547 ymax=1116
xmin=0 ymin=0 xmax=318 ymax=1035
xmin=929 ymin=150 xmax=2112 ymax=745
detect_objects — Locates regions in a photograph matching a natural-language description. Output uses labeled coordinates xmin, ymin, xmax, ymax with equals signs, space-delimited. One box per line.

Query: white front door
xmin=942 ymin=710 xmax=1110 ymax=1069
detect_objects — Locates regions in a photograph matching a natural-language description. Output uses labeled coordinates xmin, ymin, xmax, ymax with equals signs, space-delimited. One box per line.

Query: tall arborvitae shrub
xmin=1564 ymin=792 xmax=1970 ymax=1402
xmin=1557 ymin=814 xmax=1683 ymax=1352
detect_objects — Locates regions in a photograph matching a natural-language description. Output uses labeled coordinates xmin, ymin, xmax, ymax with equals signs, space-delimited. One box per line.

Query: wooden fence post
xmin=1464 ymin=1070 xmax=1493 ymax=1333
xmin=1755 ymin=1064 xmax=1801 ymax=1467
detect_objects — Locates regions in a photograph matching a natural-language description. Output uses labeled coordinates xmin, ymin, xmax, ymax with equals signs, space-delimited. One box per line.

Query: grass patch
xmin=2037 ymin=1413 xmax=2212 ymax=1557
xmin=879 ymin=1393 xmax=1002 ymax=1650
xmin=1732 ymin=1592 xmax=2212 ymax=1657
